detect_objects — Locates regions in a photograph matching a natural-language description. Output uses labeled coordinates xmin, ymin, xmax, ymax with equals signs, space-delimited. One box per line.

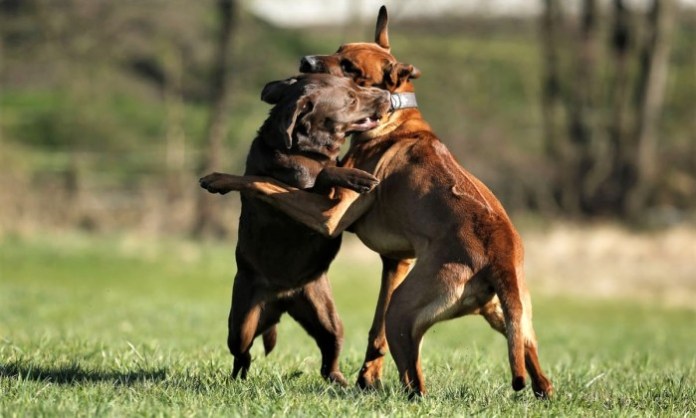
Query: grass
xmin=1 ymin=232 xmax=695 ymax=416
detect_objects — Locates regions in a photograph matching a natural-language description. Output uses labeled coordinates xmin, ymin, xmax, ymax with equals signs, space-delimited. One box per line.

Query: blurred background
xmin=0 ymin=0 xmax=694 ymax=306
xmin=2 ymin=5 xmax=694 ymax=414
xmin=0 ymin=0 xmax=696 ymax=235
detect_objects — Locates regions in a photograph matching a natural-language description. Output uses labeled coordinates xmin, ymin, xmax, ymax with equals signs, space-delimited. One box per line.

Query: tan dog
xmin=201 ymin=6 xmax=553 ymax=399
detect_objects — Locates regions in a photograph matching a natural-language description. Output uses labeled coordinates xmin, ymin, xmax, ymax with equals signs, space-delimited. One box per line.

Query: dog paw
xmin=232 ymin=356 xmax=251 ymax=380
xmin=199 ymin=172 xmax=233 ymax=195
xmin=327 ymin=371 xmax=349 ymax=387
xmin=356 ymin=374 xmax=383 ymax=390
xmin=512 ymin=376 xmax=526 ymax=391
xmin=342 ymin=171 xmax=380 ymax=194
xmin=316 ymin=167 xmax=380 ymax=193
xmin=533 ymin=380 xmax=554 ymax=399
xmin=356 ymin=360 xmax=385 ymax=390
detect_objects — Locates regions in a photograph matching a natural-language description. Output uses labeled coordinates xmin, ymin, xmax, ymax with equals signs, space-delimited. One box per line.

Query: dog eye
xmin=340 ymin=59 xmax=359 ymax=75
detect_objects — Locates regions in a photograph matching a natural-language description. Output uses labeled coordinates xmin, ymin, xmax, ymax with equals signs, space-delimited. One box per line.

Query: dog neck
xmin=353 ymin=107 xmax=429 ymax=141
xmin=389 ymin=92 xmax=418 ymax=111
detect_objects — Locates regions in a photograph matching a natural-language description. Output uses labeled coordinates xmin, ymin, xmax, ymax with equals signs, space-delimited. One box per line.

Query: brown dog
xmin=201 ymin=7 xmax=553 ymax=399
xmin=200 ymin=73 xmax=390 ymax=385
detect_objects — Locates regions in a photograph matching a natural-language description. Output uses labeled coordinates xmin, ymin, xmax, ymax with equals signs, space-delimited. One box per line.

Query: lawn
xmin=1 ymin=232 xmax=694 ymax=416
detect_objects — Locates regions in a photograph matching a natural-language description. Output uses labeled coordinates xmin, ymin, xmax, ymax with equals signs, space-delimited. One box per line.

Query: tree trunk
xmin=571 ymin=0 xmax=603 ymax=213
xmin=164 ymin=44 xmax=186 ymax=203
xmin=542 ymin=0 xmax=602 ymax=215
xmin=193 ymin=0 xmax=238 ymax=238
xmin=540 ymin=0 xmax=566 ymax=214
xmin=624 ymin=0 xmax=674 ymax=216
xmin=596 ymin=0 xmax=634 ymax=214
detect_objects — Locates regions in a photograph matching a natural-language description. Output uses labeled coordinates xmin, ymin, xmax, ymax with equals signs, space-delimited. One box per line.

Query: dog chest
xmin=237 ymin=199 xmax=341 ymax=285
xmin=352 ymin=215 xmax=414 ymax=258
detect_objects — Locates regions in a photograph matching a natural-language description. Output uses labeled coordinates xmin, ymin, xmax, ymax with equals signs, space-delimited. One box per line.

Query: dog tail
xmin=491 ymin=263 xmax=528 ymax=392
xmin=262 ymin=325 xmax=278 ymax=356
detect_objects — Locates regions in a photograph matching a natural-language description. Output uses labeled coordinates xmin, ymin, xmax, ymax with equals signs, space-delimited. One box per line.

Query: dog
xmin=200 ymin=7 xmax=553 ymax=399
xmin=200 ymin=73 xmax=391 ymax=385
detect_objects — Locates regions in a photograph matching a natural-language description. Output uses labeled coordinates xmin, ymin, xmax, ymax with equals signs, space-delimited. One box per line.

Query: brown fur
xmin=201 ymin=7 xmax=553 ymax=399
xmin=200 ymin=74 xmax=390 ymax=385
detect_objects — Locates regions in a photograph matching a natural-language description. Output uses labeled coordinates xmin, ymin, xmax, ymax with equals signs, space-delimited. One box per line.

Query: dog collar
xmin=389 ymin=92 xmax=418 ymax=111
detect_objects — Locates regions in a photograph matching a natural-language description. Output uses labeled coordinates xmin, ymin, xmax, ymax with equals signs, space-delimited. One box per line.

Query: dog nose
xmin=299 ymin=56 xmax=318 ymax=73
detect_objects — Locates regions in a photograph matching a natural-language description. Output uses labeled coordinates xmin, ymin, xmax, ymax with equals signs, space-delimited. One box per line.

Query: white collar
xmin=389 ymin=92 xmax=418 ymax=111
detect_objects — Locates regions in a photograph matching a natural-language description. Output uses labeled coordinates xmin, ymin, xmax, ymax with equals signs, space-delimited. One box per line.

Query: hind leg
xmin=490 ymin=267 xmax=528 ymax=392
xmin=227 ymin=266 xmax=285 ymax=379
xmin=385 ymin=262 xmax=469 ymax=398
xmin=287 ymin=274 xmax=348 ymax=386
xmin=357 ymin=256 xmax=413 ymax=390
xmin=515 ymin=287 xmax=553 ymax=398
xmin=227 ymin=268 xmax=261 ymax=379
xmin=385 ymin=297 xmax=426 ymax=398
xmin=480 ymin=295 xmax=553 ymax=398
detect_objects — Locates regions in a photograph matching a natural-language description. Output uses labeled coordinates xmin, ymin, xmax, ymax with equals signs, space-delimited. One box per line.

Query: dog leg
xmin=286 ymin=275 xmax=348 ymax=386
xmin=385 ymin=296 xmax=427 ymax=398
xmin=508 ymin=284 xmax=553 ymax=399
xmin=481 ymin=285 xmax=553 ymax=398
xmin=513 ymin=281 xmax=554 ymax=398
xmin=227 ymin=269 xmax=262 ymax=380
xmin=261 ymin=326 xmax=278 ymax=356
xmin=200 ymin=173 xmax=371 ymax=238
xmin=385 ymin=263 xmax=448 ymax=398
xmin=488 ymin=265 xmax=528 ymax=392
xmin=524 ymin=336 xmax=554 ymax=398
xmin=385 ymin=260 xmax=483 ymax=398
xmin=254 ymin=301 xmax=285 ymax=355
xmin=357 ymin=256 xmax=413 ymax=390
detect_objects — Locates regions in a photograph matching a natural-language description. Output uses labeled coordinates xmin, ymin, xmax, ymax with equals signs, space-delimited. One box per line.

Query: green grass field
xmin=1 ymin=233 xmax=694 ymax=416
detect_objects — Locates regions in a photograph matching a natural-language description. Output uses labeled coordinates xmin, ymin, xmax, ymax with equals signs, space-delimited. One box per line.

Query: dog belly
xmin=237 ymin=200 xmax=340 ymax=288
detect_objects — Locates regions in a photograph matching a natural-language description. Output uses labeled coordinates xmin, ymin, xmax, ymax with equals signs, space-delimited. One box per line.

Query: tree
xmin=540 ymin=0 xmax=676 ymax=219
xmin=626 ymin=0 xmax=675 ymax=216
xmin=193 ymin=0 xmax=238 ymax=238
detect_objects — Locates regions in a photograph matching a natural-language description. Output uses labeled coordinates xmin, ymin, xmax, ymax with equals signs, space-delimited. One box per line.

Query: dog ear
xmin=374 ymin=6 xmax=390 ymax=50
xmin=384 ymin=62 xmax=421 ymax=88
xmin=407 ymin=65 xmax=422 ymax=80
xmin=282 ymin=95 xmax=313 ymax=149
xmin=261 ymin=77 xmax=298 ymax=104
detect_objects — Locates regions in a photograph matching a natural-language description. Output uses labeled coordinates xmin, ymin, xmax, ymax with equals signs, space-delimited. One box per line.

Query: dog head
xmin=299 ymin=6 xmax=420 ymax=92
xmin=261 ymin=74 xmax=391 ymax=156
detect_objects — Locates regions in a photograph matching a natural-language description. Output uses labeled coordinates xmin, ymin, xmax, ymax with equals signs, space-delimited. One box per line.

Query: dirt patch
xmin=522 ymin=223 xmax=696 ymax=309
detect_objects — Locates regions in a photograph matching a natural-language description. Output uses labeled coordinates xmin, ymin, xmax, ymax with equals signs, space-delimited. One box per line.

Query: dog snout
xmin=300 ymin=56 xmax=320 ymax=73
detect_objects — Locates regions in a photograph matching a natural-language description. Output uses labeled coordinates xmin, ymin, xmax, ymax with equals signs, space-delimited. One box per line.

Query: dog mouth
xmin=348 ymin=114 xmax=381 ymax=132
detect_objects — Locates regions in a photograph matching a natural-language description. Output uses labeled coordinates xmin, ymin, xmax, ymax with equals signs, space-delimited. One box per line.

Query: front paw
xmin=199 ymin=172 xmax=232 ymax=195
xmin=342 ymin=170 xmax=380 ymax=194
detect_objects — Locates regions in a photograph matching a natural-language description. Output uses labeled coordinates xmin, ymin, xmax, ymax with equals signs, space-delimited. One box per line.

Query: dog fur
xmin=200 ymin=73 xmax=390 ymax=385
xmin=200 ymin=7 xmax=553 ymax=399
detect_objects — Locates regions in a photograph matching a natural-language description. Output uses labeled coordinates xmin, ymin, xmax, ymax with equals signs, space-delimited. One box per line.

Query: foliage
xmin=1 ymin=4 xmax=694 ymax=226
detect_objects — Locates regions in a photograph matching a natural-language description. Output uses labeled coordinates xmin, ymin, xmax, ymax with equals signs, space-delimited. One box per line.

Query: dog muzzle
xmin=389 ymin=92 xmax=418 ymax=111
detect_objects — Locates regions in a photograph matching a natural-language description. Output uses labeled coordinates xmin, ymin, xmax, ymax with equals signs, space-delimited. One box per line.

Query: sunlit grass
xmin=1 ymin=233 xmax=694 ymax=416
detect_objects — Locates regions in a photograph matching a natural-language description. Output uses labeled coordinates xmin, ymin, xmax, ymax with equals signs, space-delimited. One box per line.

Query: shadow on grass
xmin=0 ymin=361 xmax=167 ymax=386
